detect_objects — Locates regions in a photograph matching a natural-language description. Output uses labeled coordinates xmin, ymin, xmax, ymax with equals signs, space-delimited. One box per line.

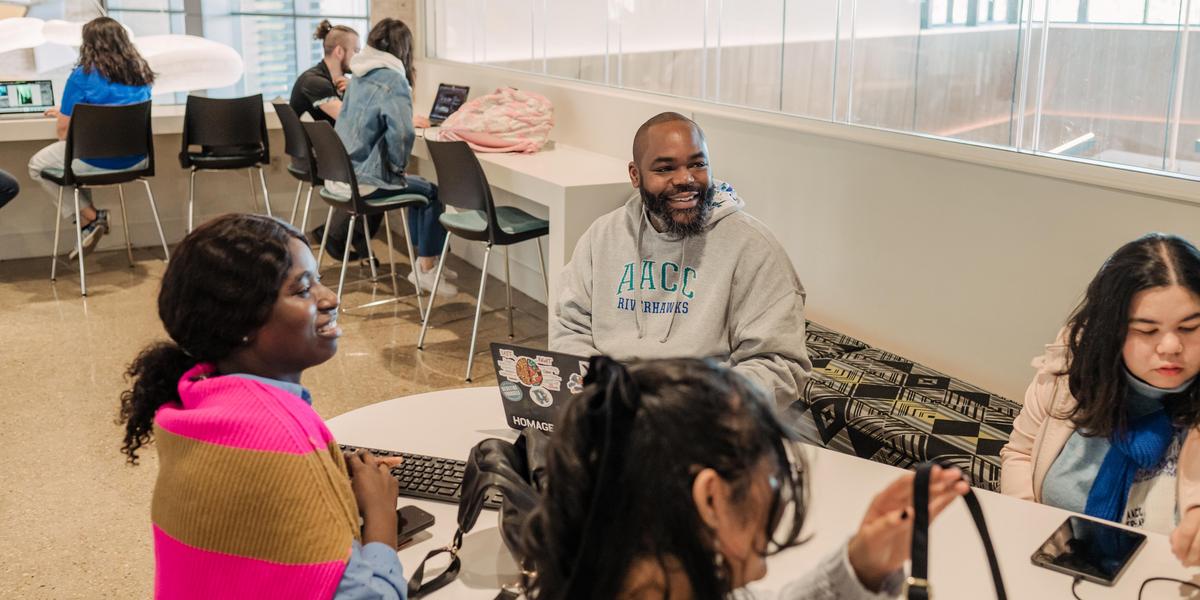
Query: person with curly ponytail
xmin=28 ymin=16 xmax=155 ymax=260
xmin=518 ymin=357 xmax=969 ymax=600
xmin=119 ymin=214 xmax=409 ymax=599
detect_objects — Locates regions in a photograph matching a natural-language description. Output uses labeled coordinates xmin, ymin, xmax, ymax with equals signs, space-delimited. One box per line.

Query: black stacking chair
xmin=271 ymin=101 xmax=320 ymax=231
xmin=44 ymin=100 xmax=170 ymax=297
xmin=302 ymin=121 xmax=428 ymax=312
xmin=417 ymin=140 xmax=550 ymax=381
xmin=179 ymin=94 xmax=272 ymax=232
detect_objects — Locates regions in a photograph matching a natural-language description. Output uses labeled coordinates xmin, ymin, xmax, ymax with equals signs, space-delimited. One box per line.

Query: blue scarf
xmin=1083 ymin=409 xmax=1174 ymax=522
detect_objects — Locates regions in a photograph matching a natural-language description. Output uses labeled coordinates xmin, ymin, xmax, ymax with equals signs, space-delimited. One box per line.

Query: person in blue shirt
xmin=27 ymin=16 xmax=153 ymax=260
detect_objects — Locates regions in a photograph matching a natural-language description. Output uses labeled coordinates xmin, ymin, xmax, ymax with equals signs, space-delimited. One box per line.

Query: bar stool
xmin=302 ymin=121 xmax=428 ymax=313
xmin=179 ymin=94 xmax=272 ymax=232
xmin=271 ymin=101 xmax=320 ymax=231
xmin=44 ymin=100 xmax=170 ymax=297
xmin=417 ymin=140 xmax=550 ymax=382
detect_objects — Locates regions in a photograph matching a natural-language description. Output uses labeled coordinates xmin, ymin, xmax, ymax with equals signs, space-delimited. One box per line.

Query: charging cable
xmin=1071 ymin=575 xmax=1200 ymax=599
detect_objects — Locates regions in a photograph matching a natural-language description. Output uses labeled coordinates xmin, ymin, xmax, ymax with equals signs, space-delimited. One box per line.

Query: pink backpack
xmin=433 ymin=87 xmax=554 ymax=153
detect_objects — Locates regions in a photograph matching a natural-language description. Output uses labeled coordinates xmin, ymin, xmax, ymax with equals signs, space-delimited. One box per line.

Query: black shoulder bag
xmin=406 ymin=430 xmax=549 ymax=599
xmin=907 ymin=460 xmax=1008 ymax=600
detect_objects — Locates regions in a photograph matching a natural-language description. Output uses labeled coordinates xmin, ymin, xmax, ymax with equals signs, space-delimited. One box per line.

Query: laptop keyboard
xmin=339 ymin=444 xmax=502 ymax=510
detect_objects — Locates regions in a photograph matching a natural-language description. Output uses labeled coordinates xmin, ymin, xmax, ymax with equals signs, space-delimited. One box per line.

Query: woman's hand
xmin=1170 ymin=506 xmax=1200 ymax=565
xmin=413 ymin=115 xmax=432 ymax=129
xmin=847 ymin=466 xmax=970 ymax=591
xmin=346 ymin=450 xmax=400 ymax=548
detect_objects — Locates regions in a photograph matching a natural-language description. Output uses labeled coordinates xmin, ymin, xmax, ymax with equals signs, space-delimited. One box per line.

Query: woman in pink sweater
xmin=1001 ymin=233 xmax=1200 ymax=566
xmin=118 ymin=214 xmax=407 ymax=599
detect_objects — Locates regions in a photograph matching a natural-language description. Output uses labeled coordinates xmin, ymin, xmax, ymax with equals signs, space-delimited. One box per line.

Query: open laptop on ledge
xmin=0 ymin=80 xmax=54 ymax=119
xmin=428 ymin=83 xmax=468 ymax=126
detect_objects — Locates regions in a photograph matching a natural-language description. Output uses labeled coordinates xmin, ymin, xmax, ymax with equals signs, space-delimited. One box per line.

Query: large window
xmin=106 ymin=0 xmax=367 ymax=100
xmin=425 ymin=0 xmax=1200 ymax=181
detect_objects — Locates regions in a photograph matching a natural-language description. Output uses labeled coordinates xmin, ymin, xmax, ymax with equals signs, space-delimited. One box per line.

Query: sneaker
xmin=408 ymin=267 xmax=458 ymax=297
xmin=67 ymin=209 xmax=109 ymax=261
xmin=414 ymin=264 xmax=458 ymax=281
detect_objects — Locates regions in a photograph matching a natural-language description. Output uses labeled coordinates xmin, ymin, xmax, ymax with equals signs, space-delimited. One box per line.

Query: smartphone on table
xmin=397 ymin=505 xmax=435 ymax=544
xmin=1031 ymin=516 xmax=1147 ymax=586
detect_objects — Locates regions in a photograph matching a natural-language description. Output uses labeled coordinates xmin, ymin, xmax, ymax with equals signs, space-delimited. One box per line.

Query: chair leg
xmin=118 ymin=185 xmax=134 ymax=268
xmin=187 ymin=169 xmax=196 ymax=233
xmin=504 ymin=245 xmax=514 ymax=339
xmin=143 ymin=179 xmax=170 ymax=262
xmin=247 ymin=169 xmax=260 ymax=214
xmin=361 ymin=215 xmax=379 ymax=281
xmin=50 ymin=186 xmax=63 ymax=281
xmin=73 ymin=188 xmax=87 ymax=297
xmin=383 ymin=212 xmax=401 ymax=302
xmin=257 ymin=167 xmax=272 ymax=217
xmin=289 ymin=180 xmax=303 ymax=224
xmin=536 ymin=237 xmax=549 ymax=299
xmin=335 ymin=214 xmax=357 ymax=303
xmin=465 ymin=244 xmax=493 ymax=382
xmin=417 ymin=235 xmax=452 ymax=350
xmin=317 ymin=207 xmax=334 ymax=265
xmin=300 ymin=184 xmax=314 ymax=231
xmin=397 ymin=209 xmax=424 ymax=320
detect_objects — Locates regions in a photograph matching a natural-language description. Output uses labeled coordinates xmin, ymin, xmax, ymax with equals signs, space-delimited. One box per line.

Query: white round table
xmin=328 ymin=387 xmax=1198 ymax=599
xmin=327 ymin=386 xmax=522 ymax=598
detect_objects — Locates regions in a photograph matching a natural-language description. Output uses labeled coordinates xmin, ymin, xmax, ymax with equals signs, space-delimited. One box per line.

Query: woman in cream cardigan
xmin=1001 ymin=233 xmax=1200 ymax=566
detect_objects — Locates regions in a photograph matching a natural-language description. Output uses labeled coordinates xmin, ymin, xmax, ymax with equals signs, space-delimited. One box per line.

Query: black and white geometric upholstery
xmin=789 ymin=322 xmax=1021 ymax=491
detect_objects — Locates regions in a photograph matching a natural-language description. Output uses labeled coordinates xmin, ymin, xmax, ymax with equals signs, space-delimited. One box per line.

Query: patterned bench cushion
xmin=791 ymin=323 xmax=1020 ymax=491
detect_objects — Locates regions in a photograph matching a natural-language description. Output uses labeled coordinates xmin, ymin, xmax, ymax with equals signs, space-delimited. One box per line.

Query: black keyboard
xmin=340 ymin=444 xmax=502 ymax=510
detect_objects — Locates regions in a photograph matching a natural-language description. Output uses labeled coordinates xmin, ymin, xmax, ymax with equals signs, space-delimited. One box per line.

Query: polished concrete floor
xmin=0 ymin=237 xmax=547 ymax=598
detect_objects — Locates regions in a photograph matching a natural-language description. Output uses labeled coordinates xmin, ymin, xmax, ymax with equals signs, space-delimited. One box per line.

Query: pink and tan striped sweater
xmin=151 ymin=363 xmax=360 ymax=599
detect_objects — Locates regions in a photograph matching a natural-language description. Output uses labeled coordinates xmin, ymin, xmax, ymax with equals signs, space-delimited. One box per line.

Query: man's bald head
xmin=632 ymin=112 xmax=705 ymax=166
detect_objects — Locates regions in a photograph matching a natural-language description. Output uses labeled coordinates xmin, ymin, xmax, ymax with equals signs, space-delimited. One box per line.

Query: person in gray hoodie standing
xmin=551 ymin=112 xmax=812 ymax=409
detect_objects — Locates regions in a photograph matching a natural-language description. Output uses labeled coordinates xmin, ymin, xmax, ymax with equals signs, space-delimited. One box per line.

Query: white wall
xmin=414 ymin=59 xmax=1200 ymax=400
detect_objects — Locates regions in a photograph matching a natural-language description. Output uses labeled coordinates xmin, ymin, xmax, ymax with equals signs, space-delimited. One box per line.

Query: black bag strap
xmin=907 ymin=461 xmax=1007 ymax=600
xmin=407 ymin=530 xmax=463 ymax=599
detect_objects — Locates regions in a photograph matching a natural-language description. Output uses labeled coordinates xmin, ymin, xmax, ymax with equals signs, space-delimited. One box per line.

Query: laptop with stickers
xmin=490 ymin=342 xmax=589 ymax=434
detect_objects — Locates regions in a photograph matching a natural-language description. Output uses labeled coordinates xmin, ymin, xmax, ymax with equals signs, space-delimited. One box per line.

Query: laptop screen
xmin=429 ymin=83 xmax=469 ymax=125
xmin=0 ymin=81 xmax=55 ymax=115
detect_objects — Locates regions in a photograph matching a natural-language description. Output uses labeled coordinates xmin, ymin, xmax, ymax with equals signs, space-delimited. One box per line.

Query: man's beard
xmin=641 ymin=182 xmax=715 ymax=238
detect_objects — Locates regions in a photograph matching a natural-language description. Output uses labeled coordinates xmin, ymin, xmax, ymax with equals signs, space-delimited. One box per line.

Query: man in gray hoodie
xmin=551 ymin=112 xmax=811 ymax=409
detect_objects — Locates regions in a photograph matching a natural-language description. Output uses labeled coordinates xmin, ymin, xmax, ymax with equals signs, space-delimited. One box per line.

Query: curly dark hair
xmin=118 ymin=214 xmax=306 ymax=463
xmin=366 ymin=18 xmax=416 ymax=87
xmin=78 ymin=17 xmax=154 ymax=87
xmin=1064 ymin=232 xmax=1200 ymax=438
xmin=518 ymin=357 xmax=807 ymax=600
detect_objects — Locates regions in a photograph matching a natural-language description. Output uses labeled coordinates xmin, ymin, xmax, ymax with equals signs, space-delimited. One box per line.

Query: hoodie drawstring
xmin=635 ymin=206 xmax=687 ymax=344
xmin=633 ymin=215 xmax=647 ymax=340
xmin=658 ymin=240 xmax=685 ymax=343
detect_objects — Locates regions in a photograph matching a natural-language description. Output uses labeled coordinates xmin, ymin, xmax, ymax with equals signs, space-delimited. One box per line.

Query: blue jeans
xmin=324 ymin=175 xmax=446 ymax=259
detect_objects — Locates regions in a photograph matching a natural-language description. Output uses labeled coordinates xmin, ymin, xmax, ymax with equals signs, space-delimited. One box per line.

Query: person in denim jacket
xmin=330 ymin=18 xmax=458 ymax=297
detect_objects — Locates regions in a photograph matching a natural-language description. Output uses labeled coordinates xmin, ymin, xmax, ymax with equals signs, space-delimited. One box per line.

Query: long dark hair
xmin=1065 ymin=233 xmax=1200 ymax=437
xmin=78 ymin=17 xmax=154 ymax=87
xmin=118 ymin=215 xmax=306 ymax=463
xmin=314 ymin=19 xmax=358 ymax=56
xmin=519 ymin=357 xmax=807 ymax=600
xmin=366 ymin=18 xmax=416 ymax=87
